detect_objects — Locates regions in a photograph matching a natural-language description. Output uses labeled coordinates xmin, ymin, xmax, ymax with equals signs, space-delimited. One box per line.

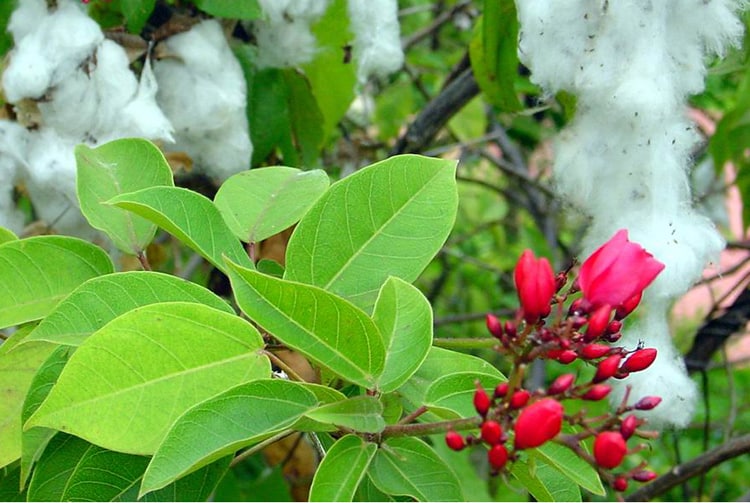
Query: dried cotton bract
xmin=516 ymin=0 xmax=747 ymax=427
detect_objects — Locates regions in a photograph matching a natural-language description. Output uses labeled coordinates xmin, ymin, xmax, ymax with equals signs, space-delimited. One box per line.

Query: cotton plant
xmin=515 ymin=0 xmax=747 ymax=427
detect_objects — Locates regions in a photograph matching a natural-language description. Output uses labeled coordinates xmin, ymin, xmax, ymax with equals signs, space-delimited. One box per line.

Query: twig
xmin=624 ymin=434 xmax=750 ymax=501
xmin=230 ymin=430 xmax=294 ymax=468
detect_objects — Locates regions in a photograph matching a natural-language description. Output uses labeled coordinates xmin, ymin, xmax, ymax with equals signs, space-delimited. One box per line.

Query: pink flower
xmin=578 ymin=230 xmax=664 ymax=309
xmin=514 ymin=250 xmax=556 ymax=323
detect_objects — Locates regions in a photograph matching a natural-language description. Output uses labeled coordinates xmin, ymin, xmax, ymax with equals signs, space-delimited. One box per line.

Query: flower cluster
xmin=446 ymin=230 xmax=664 ymax=492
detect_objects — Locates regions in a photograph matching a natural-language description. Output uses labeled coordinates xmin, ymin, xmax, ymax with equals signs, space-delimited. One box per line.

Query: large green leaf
xmin=0 ymin=236 xmax=114 ymax=328
xmin=227 ymin=261 xmax=386 ymax=389
xmin=285 ymin=155 xmax=458 ymax=311
xmin=108 ymin=186 xmax=253 ymax=273
xmin=0 ymin=335 xmax=56 ymax=469
xmin=214 ymin=167 xmax=329 ymax=243
xmin=368 ymin=437 xmax=463 ymax=501
xmin=120 ymin=0 xmax=156 ymax=33
xmin=372 ymin=277 xmax=432 ymax=393
xmin=24 ymin=271 xmax=233 ymax=347
xmin=532 ymin=442 xmax=605 ymax=496
xmin=140 ymin=379 xmax=320 ymax=495
xmin=510 ymin=459 xmax=582 ymax=502
xmin=76 ymin=139 xmax=174 ymax=254
xmin=27 ymin=434 xmax=230 ymax=502
xmin=310 ymin=435 xmax=377 ymax=502
xmin=304 ymin=396 xmax=385 ymax=433
xmin=21 ymin=346 xmax=72 ymax=488
xmin=0 ymin=226 xmax=17 ymax=244
xmin=193 ymin=0 xmax=261 ymax=19
xmin=424 ymin=372 xmax=504 ymax=419
xmin=26 ymin=302 xmax=270 ymax=455
xmin=284 ymin=69 xmax=326 ymax=166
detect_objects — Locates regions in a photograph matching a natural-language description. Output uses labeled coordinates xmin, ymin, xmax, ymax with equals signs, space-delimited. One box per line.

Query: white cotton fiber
xmin=516 ymin=0 xmax=748 ymax=428
xmin=254 ymin=0 xmax=330 ymax=68
xmin=0 ymin=121 xmax=29 ymax=234
xmin=153 ymin=20 xmax=251 ymax=181
xmin=347 ymin=0 xmax=404 ymax=83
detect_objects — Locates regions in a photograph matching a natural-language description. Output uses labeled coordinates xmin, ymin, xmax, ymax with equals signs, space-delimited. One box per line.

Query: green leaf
xmin=141 ymin=457 xmax=231 ymax=502
xmin=227 ymin=261 xmax=386 ymax=389
xmin=141 ymin=379 xmax=319 ymax=495
xmin=0 ymin=236 xmax=114 ymax=328
xmin=285 ymin=155 xmax=458 ymax=311
xmin=0 ymin=336 xmax=56 ymax=469
xmin=0 ymin=226 xmax=17 ymax=244
xmin=26 ymin=302 xmax=270 ymax=455
xmin=25 ymin=271 xmax=233 ymax=347
xmin=424 ymin=372 xmax=503 ymax=419
xmin=214 ymin=167 xmax=329 ymax=243
xmin=372 ymin=277 xmax=432 ymax=393
xmin=108 ymin=186 xmax=253 ymax=272
xmin=284 ymin=69 xmax=326 ymax=166
xmin=0 ymin=465 xmax=24 ymax=501
xmin=75 ymin=139 xmax=174 ymax=254
xmin=310 ymin=435 xmax=377 ymax=502
xmin=305 ymin=396 xmax=385 ymax=433
xmin=120 ymin=0 xmax=156 ymax=33
xmin=368 ymin=437 xmax=463 ymax=501
xmin=532 ymin=442 xmax=605 ymax=496
xmin=192 ymin=0 xmax=261 ymax=19
xmin=21 ymin=346 xmax=72 ymax=488
xmin=510 ymin=458 xmax=582 ymax=502
xmin=301 ymin=0 xmax=356 ymax=140
xmin=469 ymin=3 xmax=523 ymax=111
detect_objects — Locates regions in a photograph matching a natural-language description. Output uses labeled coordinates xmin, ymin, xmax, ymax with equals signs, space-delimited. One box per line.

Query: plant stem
xmin=432 ymin=337 xmax=498 ymax=350
xmin=230 ymin=430 xmax=293 ymax=467
xmin=381 ymin=416 xmax=481 ymax=439
xmin=137 ymin=250 xmax=152 ymax=271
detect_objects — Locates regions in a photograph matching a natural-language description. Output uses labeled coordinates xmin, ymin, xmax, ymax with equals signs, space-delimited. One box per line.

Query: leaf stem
xmin=381 ymin=415 xmax=481 ymax=439
xmin=230 ymin=429 xmax=293 ymax=467
xmin=262 ymin=349 xmax=307 ymax=383
xmin=137 ymin=250 xmax=152 ymax=271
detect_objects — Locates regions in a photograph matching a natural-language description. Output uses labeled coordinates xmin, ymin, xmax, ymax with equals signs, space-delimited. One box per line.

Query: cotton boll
xmin=2 ymin=0 xmax=103 ymax=103
xmin=0 ymin=121 xmax=30 ymax=234
xmin=254 ymin=18 xmax=319 ymax=68
xmin=7 ymin=0 xmax=47 ymax=42
xmin=117 ymin=58 xmax=174 ymax=142
xmin=258 ymin=0 xmax=330 ymax=23
xmin=348 ymin=0 xmax=404 ymax=83
xmin=154 ymin=20 xmax=251 ymax=181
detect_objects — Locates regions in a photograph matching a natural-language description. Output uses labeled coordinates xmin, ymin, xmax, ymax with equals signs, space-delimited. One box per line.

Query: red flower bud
xmin=474 ymin=385 xmax=492 ymax=416
xmin=615 ymin=292 xmax=642 ymax=320
xmin=613 ymin=476 xmax=629 ymax=492
xmin=604 ymin=331 xmax=622 ymax=343
xmin=504 ymin=321 xmax=517 ymax=339
xmin=620 ymin=414 xmax=639 ymax=440
xmin=494 ymin=382 xmax=509 ymax=398
xmin=445 ymin=430 xmax=465 ymax=451
xmin=510 ymin=389 xmax=531 ymax=409
xmin=481 ymin=420 xmax=504 ymax=445
xmin=514 ymin=250 xmax=556 ymax=323
xmin=607 ymin=320 xmax=623 ymax=334
xmin=621 ymin=348 xmax=657 ymax=373
xmin=585 ymin=304 xmax=612 ymax=341
xmin=555 ymin=272 xmax=568 ymax=291
xmin=581 ymin=343 xmax=611 ymax=359
xmin=594 ymin=354 xmax=623 ymax=383
xmin=488 ymin=444 xmax=508 ymax=471
xmin=486 ymin=314 xmax=503 ymax=339
xmin=593 ymin=431 xmax=627 ymax=469
xmin=548 ymin=373 xmax=576 ymax=395
xmin=582 ymin=384 xmax=612 ymax=401
xmin=632 ymin=470 xmax=657 ymax=482
xmin=568 ymin=297 xmax=590 ymax=316
xmin=514 ymin=398 xmax=564 ymax=449
xmin=634 ymin=396 xmax=662 ymax=410
xmin=557 ymin=350 xmax=578 ymax=364
xmin=578 ymin=230 xmax=664 ymax=309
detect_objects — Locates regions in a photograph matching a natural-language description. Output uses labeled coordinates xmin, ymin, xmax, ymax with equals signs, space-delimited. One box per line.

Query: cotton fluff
xmin=254 ymin=0 xmax=330 ymax=68
xmin=517 ymin=0 xmax=747 ymax=427
xmin=1 ymin=0 xmax=173 ymax=239
xmin=0 ymin=121 xmax=29 ymax=234
xmin=347 ymin=0 xmax=404 ymax=83
xmin=153 ymin=20 xmax=251 ymax=182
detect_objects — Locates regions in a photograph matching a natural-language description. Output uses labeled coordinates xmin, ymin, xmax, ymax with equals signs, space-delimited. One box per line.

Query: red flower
xmin=514 ymin=250 xmax=556 ymax=323
xmin=514 ymin=398 xmax=563 ymax=449
xmin=578 ymin=230 xmax=664 ymax=309
xmin=593 ymin=432 xmax=627 ymax=469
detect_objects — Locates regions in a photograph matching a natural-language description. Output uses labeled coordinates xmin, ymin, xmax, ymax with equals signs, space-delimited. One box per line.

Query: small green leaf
xmin=532 ymin=442 xmax=605 ymax=496
xmin=511 ymin=458 xmax=582 ymax=502
xmin=310 ymin=435 xmax=377 ymax=502
xmin=20 ymin=346 xmax=72 ymax=488
xmin=424 ymin=372 xmax=503 ymax=419
xmin=285 ymin=155 xmax=458 ymax=311
xmin=368 ymin=437 xmax=463 ymax=501
xmin=0 ymin=226 xmax=17 ymax=244
xmin=0 ymin=236 xmax=114 ymax=328
xmin=305 ymin=396 xmax=385 ymax=433
xmin=214 ymin=166 xmax=329 ymax=243
xmin=109 ymin=186 xmax=253 ymax=272
xmin=193 ymin=0 xmax=261 ymax=19
xmin=372 ymin=277 xmax=432 ymax=393
xmin=284 ymin=69 xmax=326 ymax=166
xmin=26 ymin=302 xmax=270 ymax=455
xmin=25 ymin=271 xmax=233 ymax=347
xmin=0 ymin=335 xmax=56 ymax=469
xmin=76 ymin=139 xmax=174 ymax=254
xmin=227 ymin=260 xmax=386 ymax=389
xmin=141 ymin=379 xmax=319 ymax=495
xmin=120 ymin=0 xmax=156 ymax=33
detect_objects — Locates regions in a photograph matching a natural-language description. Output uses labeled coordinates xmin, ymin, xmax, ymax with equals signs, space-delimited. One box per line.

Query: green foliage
xmin=309 ymin=435 xmax=376 ymax=502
